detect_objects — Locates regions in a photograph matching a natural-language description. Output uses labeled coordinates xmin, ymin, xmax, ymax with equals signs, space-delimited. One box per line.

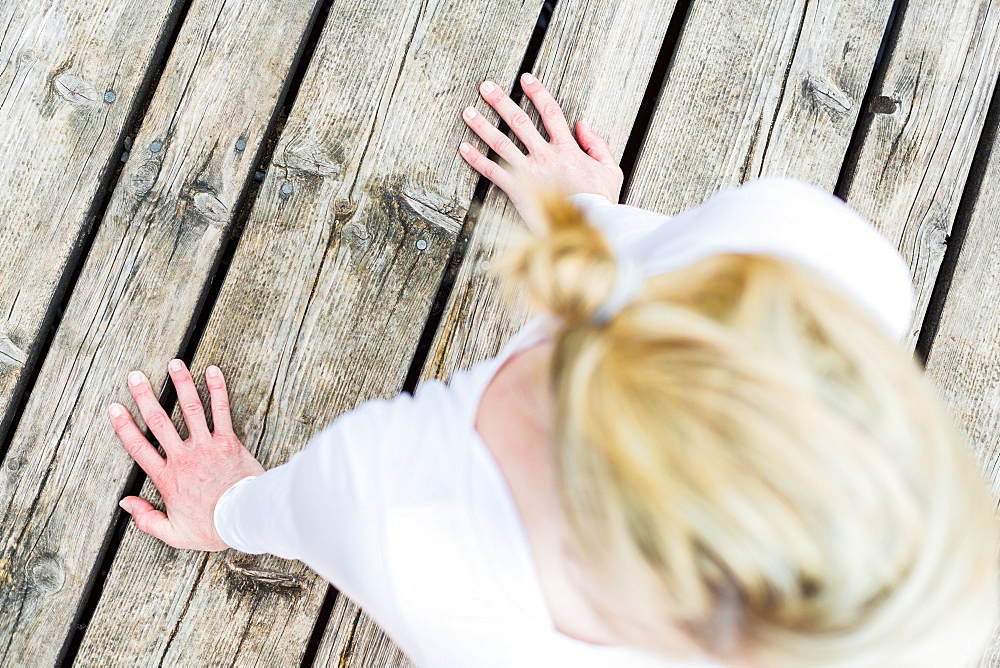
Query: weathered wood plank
xmin=627 ymin=0 xmax=895 ymax=212
xmin=78 ymin=0 xmax=545 ymax=664
xmin=421 ymin=0 xmax=678 ymax=380
xmin=921 ymin=91 xmax=1000 ymax=668
xmin=0 ymin=0 xmax=324 ymax=662
xmin=424 ymin=0 xmax=900 ymax=383
xmin=313 ymin=594 xmax=414 ymax=667
xmin=841 ymin=0 xmax=1000 ymax=350
xmin=0 ymin=0 xmax=183 ymax=443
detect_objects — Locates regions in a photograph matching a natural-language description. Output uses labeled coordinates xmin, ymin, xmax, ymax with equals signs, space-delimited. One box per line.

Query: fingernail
xmin=128 ymin=371 xmax=143 ymax=386
xmin=207 ymin=365 xmax=221 ymax=379
xmin=459 ymin=142 xmax=472 ymax=154
xmin=169 ymin=359 xmax=183 ymax=372
xmin=521 ymin=72 xmax=535 ymax=84
xmin=480 ymin=81 xmax=496 ymax=93
xmin=119 ymin=499 xmax=132 ymax=514
xmin=462 ymin=106 xmax=476 ymax=120
xmin=109 ymin=403 xmax=123 ymax=418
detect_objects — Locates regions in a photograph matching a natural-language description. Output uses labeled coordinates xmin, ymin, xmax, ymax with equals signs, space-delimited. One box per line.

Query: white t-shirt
xmin=214 ymin=177 xmax=915 ymax=667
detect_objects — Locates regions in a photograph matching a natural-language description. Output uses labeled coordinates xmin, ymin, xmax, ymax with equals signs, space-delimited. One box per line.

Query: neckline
xmin=463 ymin=316 xmax=638 ymax=655
xmin=461 ymin=318 xmax=717 ymax=666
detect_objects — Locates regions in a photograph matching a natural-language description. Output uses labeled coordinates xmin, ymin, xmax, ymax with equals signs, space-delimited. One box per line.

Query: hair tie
xmin=591 ymin=252 xmax=646 ymax=325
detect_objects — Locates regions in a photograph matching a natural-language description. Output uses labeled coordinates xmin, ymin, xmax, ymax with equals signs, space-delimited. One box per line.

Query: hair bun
xmin=504 ymin=190 xmax=628 ymax=327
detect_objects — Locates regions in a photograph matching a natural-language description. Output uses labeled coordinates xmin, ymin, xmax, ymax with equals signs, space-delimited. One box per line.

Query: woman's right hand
xmin=459 ymin=73 xmax=623 ymax=219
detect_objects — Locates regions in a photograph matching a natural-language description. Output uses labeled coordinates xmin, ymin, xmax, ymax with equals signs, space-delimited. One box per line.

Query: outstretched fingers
xmin=127 ymin=370 xmax=183 ymax=451
xmin=575 ymin=119 xmax=618 ymax=169
xmin=168 ymin=359 xmax=210 ymax=442
xmin=459 ymin=142 xmax=521 ymax=208
xmin=519 ymin=73 xmax=574 ymax=145
xmin=478 ymin=80 xmax=546 ymax=153
xmin=205 ymin=365 xmax=234 ymax=436
xmin=462 ymin=106 xmax=526 ymax=168
xmin=109 ymin=402 xmax=166 ymax=483
xmin=119 ymin=496 xmax=180 ymax=547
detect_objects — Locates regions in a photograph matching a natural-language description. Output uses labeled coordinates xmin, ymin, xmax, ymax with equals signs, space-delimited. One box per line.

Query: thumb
xmin=120 ymin=496 xmax=179 ymax=547
xmin=576 ymin=119 xmax=617 ymax=167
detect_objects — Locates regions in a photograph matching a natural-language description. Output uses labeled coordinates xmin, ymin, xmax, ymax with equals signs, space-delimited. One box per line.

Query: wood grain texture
xmin=313 ymin=594 xmax=415 ymax=667
xmin=842 ymin=0 xmax=1000 ymax=351
xmin=627 ymin=0 xmax=895 ymax=212
xmin=78 ymin=0 xmax=545 ymax=664
xmin=0 ymin=0 xmax=323 ymax=661
xmin=921 ymin=100 xmax=1000 ymax=668
xmin=421 ymin=0 xmax=679 ymax=383
xmin=0 ymin=0 xmax=183 ymax=443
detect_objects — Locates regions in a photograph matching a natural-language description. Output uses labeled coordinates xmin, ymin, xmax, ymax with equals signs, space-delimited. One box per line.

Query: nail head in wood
xmin=280 ymin=183 xmax=293 ymax=195
xmin=103 ymin=91 xmax=116 ymax=103
xmin=416 ymin=239 xmax=427 ymax=250
xmin=150 ymin=141 xmax=162 ymax=153
xmin=235 ymin=139 xmax=247 ymax=151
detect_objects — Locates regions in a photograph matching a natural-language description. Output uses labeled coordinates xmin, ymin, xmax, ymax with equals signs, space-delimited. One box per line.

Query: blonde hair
xmin=498 ymin=192 xmax=1000 ymax=667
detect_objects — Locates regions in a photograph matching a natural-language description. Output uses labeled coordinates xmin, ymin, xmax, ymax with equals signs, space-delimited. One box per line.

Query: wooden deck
xmin=1 ymin=0 xmax=999 ymax=664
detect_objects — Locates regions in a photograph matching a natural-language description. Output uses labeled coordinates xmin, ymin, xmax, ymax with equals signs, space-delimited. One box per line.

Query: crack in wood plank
xmin=398 ymin=186 xmax=464 ymax=236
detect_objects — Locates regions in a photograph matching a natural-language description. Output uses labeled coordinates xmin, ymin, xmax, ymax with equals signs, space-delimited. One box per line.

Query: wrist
xmin=213 ymin=474 xmax=261 ymax=552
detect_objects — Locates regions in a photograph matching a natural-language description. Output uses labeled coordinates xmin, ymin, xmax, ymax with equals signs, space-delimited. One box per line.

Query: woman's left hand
xmin=458 ymin=73 xmax=624 ymax=219
xmin=109 ymin=360 xmax=265 ymax=551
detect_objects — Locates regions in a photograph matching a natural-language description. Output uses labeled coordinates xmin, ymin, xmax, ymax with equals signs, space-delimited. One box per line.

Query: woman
xmin=110 ymin=74 xmax=999 ymax=666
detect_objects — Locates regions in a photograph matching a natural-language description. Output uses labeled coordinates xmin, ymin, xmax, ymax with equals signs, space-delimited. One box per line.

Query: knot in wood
xmin=341 ymin=222 xmax=373 ymax=261
xmin=131 ymin=161 xmax=160 ymax=198
xmin=54 ymin=73 xmax=100 ymax=106
xmin=0 ymin=332 xmax=27 ymax=367
xmin=802 ymin=74 xmax=852 ymax=116
xmin=192 ymin=192 xmax=229 ymax=226
xmin=18 ymin=49 xmax=35 ymax=66
xmin=345 ymin=222 xmax=370 ymax=241
xmin=333 ymin=197 xmax=358 ymax=221
xmin=27 ymin=554 xmax=64 ymax=593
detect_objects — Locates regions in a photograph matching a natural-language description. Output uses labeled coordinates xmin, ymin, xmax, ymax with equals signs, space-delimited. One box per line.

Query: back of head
xmin=499 ymin=191 xmax=1000 ymax=667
